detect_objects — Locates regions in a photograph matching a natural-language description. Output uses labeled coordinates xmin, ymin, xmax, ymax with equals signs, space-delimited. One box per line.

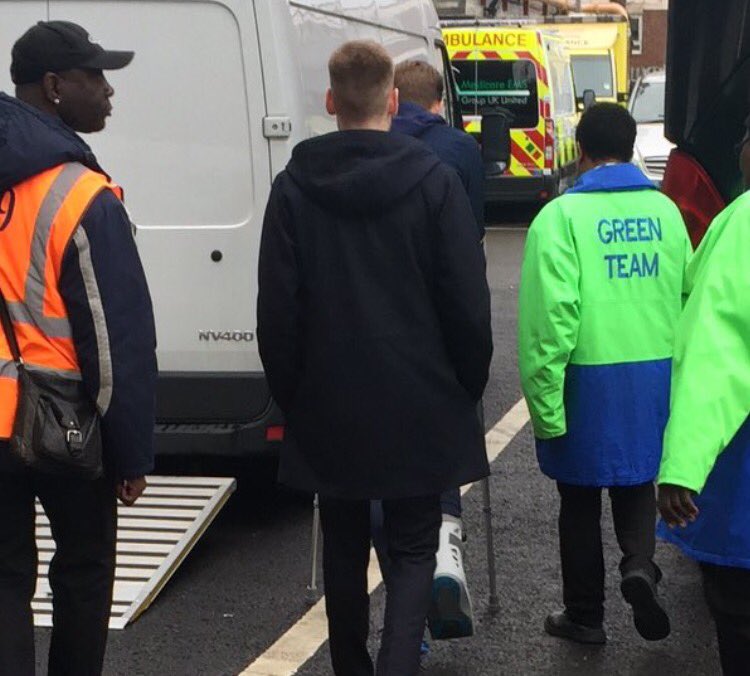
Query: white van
xmin=0 ymin=0 xmax=456 ymax=458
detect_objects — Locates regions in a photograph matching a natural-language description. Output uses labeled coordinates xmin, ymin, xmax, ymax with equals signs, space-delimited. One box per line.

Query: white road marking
xmin=240 ymin=397 xmax=531 ymax=676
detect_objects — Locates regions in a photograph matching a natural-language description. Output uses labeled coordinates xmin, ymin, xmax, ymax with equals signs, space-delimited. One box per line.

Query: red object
xmin=265 ymin=425 xmax=285 ymax=442
xmin=662 ymin=149 xmax=726 ymax=249
xmin=544 ymin=119 xmax=555 ymax=170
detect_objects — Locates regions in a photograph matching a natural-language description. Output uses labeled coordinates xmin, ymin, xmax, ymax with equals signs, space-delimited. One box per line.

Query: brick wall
xmin=632 ymin=9 xmax=668 ymax=73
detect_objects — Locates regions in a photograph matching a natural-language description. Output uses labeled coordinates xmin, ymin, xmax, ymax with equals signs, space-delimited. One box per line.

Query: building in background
xmin=433 ymin=0 xmax=548 ymax=18
xmin=627 ymin=0 xmax=668 ymax=79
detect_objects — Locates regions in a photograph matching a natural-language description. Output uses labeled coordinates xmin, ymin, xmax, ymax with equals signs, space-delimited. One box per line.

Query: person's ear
xmin=41 ymin=72 xmax=62 ymax=106
xmin=325 ymin=88 xmax=336 ymax=116
xmin=387 ymin=87 xmax=399 ymax=118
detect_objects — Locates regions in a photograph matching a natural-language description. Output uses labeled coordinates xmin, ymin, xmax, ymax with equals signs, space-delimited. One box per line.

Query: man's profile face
xmin=54 ymin=68 xmax=114 ymax=133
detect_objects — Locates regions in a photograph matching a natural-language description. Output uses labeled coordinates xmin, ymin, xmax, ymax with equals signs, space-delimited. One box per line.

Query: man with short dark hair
xmin=380 ymin=58 xmax=485 ymax=641
xmin=258 ymin=40 xmax=492 ymax=675
xmin=393 ymin=60 xmax=484 ymax=238
xmin=518 ymin=103 xmax=691 ymax=645
xmin=0 ymin=21 xmax=157 ymax=675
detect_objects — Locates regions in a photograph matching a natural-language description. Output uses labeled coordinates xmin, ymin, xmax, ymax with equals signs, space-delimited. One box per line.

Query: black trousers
xmin=557 ymin=481 xmax=657 ymax=627
xmin=320 ymin=494 xmax=441 ymax=676
xmin=701 ymin=563 xmax=750 ymax=676
xmin=0 ymin=470 xmax=117 ymax=676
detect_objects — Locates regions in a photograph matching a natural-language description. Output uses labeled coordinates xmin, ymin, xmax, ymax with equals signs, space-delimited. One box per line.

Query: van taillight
xmin=266 ymin=425 xmax=285 ymax=442
xmin=662 ymin=149 xmax=726 ymax=248
xmin=544 ymin=119 xmax=555 ymax=168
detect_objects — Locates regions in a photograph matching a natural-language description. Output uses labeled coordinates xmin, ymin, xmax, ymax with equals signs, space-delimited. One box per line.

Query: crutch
xmin=481 ymin=475 xmax=499 ymax=615
xmin=479 ymin=402 xmax=499 ymax=615
xmin=305 ymin=492 xmax=322 ymax=605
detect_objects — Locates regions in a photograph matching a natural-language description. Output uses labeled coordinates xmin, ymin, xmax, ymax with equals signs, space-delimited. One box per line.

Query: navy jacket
xmin=0 ymin=93 xmax=157 ymax=479
xmin=392 ymin=102 xmax=485 ymax=239
xmin=258 ymin=130 xmax=492 ymax=499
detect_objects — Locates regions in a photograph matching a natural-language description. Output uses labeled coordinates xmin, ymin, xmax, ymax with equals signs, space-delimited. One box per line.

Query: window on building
xmin=631 ymin=15 xmax=644 ymax=55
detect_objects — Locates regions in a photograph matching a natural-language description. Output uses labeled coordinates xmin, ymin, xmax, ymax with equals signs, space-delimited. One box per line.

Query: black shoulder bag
xmin=0 ymin=291 xmax=103 ymax=479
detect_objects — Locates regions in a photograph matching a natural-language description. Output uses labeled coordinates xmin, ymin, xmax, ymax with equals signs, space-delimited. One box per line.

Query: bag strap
xmin=0 ymin=289 xmax=23 ymax=366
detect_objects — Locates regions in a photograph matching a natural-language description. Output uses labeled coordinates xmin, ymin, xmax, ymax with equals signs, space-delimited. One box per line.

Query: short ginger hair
xmin=328 ymin=40 xmax=394 ymax=123
xmin=394 ymin=60 xmax=444 ymax=110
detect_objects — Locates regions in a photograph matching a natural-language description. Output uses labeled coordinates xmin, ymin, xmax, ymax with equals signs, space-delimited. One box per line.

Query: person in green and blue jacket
xmin=658 ymin=125 xmax=750 ymax=676
xmin=518 ymin=103 xmax=692 ymax=646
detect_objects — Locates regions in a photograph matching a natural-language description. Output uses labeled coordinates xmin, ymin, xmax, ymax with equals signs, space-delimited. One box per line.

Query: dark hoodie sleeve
xmin=59 ymin=189 xmax=157 ymax=480
xmin=457 ymin=135 xmax=486 ymax=240
xmin=430 ymin=169 xmax=493 ymax=401
xmin=257 ymin=175 xmax=303 ymax=413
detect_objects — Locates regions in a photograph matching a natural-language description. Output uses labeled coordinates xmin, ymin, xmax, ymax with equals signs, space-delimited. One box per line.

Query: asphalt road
xmin=34 ymin=227 xmax=722 ymax=676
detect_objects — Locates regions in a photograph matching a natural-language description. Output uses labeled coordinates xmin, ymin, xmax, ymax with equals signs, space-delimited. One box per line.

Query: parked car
xmin=629 ymin=71 xmax=674 ymax=186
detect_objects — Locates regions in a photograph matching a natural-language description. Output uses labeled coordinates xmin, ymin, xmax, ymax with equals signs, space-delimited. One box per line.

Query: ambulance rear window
xmin=453 ymin=59 xmax=539 ymax=129
xmin=570 ymin=55 xmax=614 ymax=99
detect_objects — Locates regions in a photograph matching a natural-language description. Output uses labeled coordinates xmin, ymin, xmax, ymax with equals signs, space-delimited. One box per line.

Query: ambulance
xmin=442 ymin=22 xmax=579 ymax=202
xmin=537 ymin=14 xmax=631 ymax=109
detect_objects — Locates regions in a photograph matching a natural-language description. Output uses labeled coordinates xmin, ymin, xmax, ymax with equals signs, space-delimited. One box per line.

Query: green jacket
xmin=659 ymin=191 xmax=750 ymax=491
xmin=657 ymin=191 xmax=750 ymax=569
xmin=518 ymin=163 xmax=691 ymax=486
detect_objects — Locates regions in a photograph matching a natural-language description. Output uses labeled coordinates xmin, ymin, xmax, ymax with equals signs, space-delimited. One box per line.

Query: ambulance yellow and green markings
xmin=443 ymin=27 xmax=571 ymax=182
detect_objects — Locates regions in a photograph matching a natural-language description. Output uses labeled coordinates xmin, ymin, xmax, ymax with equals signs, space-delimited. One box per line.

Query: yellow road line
xmin=240 ymin=397 xmax=530 ymax=676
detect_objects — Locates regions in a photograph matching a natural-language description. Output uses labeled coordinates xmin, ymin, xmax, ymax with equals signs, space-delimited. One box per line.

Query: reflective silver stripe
xmin=0 ymin=359 xmax=18 ymax=379
xmin=71 ymin=228 xmax=112 ymax=412
xmin=15 ymin=163 xmax=88 ymax=339
xmin=26 ymin=363 xmax=82 ymax=380
xmin=6 ymin=301 xmax=71 ymax=338
xmin=0 ymin=360 xmax=81 ymax=382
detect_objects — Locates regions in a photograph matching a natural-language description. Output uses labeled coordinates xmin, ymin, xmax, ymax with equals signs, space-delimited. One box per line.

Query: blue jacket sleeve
xmin=430 ymin=170 xmax=493 ymax=400
xmin=59 ymin=189 xmax=157 ymax=480
xmin=458 ymin=135 xmax=486 ymax=240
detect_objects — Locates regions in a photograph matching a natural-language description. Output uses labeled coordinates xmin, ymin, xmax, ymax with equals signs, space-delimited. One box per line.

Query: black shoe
xmin=544 ymin=611 xmax=607 ymax=645
xmin=621 ymin=571 xmax=671 ymax=641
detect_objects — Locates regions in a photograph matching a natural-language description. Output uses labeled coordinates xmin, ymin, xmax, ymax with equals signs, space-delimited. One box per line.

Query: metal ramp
xmin=32 ymin=475 xmax=236 ymax=629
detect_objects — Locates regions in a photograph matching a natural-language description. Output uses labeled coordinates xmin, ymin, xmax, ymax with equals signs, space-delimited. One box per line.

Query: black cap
xmin=11 ymin=21 xmax=134 ymax=85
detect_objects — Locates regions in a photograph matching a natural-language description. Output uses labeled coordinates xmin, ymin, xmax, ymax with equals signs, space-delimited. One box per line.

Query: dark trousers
xmin=0 ymin=470 xmax=117 ymax=676
xmin=320 ymin=494 xmax=441 ymax=676
xmin=371 ymin=487 xmax=461 ymax=579
xmin=701 ymin=563 xmax=750 ymax=676
xmin=557 ymin=481 xmax=657 ymax=627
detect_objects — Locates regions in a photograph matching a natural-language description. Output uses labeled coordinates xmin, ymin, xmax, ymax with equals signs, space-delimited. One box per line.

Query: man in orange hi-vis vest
xmin=0 ymin=21 xmax=157 ymax=675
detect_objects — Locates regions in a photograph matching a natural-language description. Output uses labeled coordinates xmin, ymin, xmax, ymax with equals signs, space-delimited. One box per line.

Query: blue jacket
xmin=392 ymin=102 xmax=484 ymax=239
xmin=0 ymin=93 xmax=157 ymax=479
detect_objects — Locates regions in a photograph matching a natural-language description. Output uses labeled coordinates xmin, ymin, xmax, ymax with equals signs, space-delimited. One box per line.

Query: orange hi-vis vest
xmin=0 ymin=162 xmax=123 ymax=439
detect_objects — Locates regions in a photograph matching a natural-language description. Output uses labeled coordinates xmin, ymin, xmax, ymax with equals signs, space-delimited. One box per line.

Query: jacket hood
xmin=0 ymin=92 xmax=102 ymax=192
xmin=567 ymin=162 xmax=657 ymax=194
xmin=286 ymin=129 xmax=440 ymax=216
xmin=391 ymin=101 xmax=447 ymax=139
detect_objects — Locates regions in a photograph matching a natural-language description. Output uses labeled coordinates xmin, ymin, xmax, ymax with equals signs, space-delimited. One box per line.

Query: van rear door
xmin=454 ymin=57 xmax=543 ymax=177
xmin=50 ymin=1 xmax=273 ymax=427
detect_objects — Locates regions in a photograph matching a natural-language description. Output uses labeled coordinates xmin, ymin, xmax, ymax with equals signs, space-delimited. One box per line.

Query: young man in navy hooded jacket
xmin=374 ymin=59 xmax=485 ymax=641
xmin=257 ymin=41 xmax=492 ymax=675
xmin=392 ymin=60 xmax=484 ymax=240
